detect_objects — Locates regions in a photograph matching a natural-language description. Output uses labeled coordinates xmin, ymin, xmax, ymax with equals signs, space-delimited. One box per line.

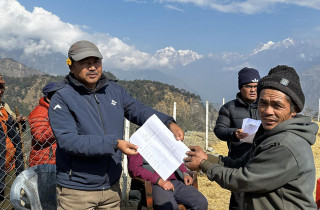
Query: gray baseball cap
xmin=68 ymin=40 xmax=103 ymax=61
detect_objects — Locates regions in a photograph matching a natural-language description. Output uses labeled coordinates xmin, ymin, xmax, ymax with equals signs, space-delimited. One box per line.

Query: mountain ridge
xmin=0 ymin=59 xmax=218 ymax=131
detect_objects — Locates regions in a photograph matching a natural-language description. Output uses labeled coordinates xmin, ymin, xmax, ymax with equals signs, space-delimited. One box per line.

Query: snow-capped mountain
xmin=1 ymin=37 xmax=320 ymax=112
xmin=155 ymin=46 xmax=203 ymax=66
xmin=251 ymin=38 xmax=295 ymax=55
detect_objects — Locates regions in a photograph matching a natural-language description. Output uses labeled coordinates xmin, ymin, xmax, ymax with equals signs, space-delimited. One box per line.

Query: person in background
xmin=213 ymin=67 xmax=261 ymax=210
xmin=28 ymin=82 xmax=60 ymax=167
xmin=0 ymin=74 xmax=24 ymax=208
xmin=185 ymin=65 xmax=318 ymax=209
xmin=48 ymin=40 xmax=184 ymax=210
xmin=0 ymin=76 xmax=27 ymax=125
xmin=128 ymin=152 xmax=208 ymax=210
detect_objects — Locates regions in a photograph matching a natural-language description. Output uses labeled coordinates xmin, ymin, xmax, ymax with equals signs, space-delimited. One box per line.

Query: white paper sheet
xmin=240 ymin=118 xmax=261 ymax=143
xmin=129 ymin=114 xmax=190 ymax=180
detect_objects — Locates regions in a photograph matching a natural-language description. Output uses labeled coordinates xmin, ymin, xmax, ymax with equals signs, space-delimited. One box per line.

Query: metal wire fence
xmin=1 ymin=119 xmax=31 ymax=209
xmin=0 ymin=101 xmax=217 ymax=209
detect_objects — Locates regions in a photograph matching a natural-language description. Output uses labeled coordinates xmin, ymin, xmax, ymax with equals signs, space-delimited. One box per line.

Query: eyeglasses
xmin=243 ymin=85 xmax=258 ymax=89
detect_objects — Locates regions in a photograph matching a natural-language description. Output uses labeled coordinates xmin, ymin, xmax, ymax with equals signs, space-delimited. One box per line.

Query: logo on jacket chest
xmin=111 ymin=100 xmax=117 ymax=106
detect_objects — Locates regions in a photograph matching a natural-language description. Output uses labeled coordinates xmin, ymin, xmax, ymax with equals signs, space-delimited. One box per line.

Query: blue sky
xmin=15 ymin=0 xmax=320 ymax=55
xmin=1 ymin=0 xmax=320 ymax=104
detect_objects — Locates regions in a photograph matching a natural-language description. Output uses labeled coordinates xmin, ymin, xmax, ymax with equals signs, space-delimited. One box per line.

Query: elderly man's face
xmin=70 ymin=56 xmax=102 ymax=90
xmin=258 ymin=89 xmax=296 ymax=131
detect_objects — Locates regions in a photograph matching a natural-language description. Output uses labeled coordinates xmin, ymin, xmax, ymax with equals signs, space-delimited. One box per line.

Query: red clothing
xmin=127 ymin=153 xmax=188 ymax=184
xmin=28 ymin=97 xmax=56 ymax=166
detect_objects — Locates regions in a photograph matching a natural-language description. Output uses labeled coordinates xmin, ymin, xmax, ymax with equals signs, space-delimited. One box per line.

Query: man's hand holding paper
xmin=240 ymin=118 xmax=261 ymax=143
xmin=129 ymin=114 xmax=189 ymax=181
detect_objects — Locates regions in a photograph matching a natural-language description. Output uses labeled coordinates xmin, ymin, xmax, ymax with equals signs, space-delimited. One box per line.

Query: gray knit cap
xmin=257 ymin=65 xmax=305 ymax=112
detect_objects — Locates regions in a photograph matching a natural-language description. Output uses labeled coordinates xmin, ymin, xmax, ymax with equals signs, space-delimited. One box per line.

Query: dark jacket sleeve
xmin=202 ymin=145 xmax=298 ymax=193
xmin=49 ymin=92 xmax=118 ymax=157
xmin=7 ymin=116 xmax=24 ymax=175
xmin=214 ymin=104 xmax=238 ymax=142
xmin=0 ymin=123 xmax=6 ymax=189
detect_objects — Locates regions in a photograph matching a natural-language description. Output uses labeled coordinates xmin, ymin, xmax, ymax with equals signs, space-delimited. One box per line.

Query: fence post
xmin=206 ymin=101 xmax=209 ymax=151
xmin=122 ymin=119 xmax=130 ymax=202
xmin=173 ymin=102 xmax=177 ymax=120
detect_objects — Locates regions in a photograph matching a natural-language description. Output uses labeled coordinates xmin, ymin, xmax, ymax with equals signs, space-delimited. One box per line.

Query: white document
xmin=240 ymin=118 xmax=261 ymax=143
xmin=129 ymin=114 xmax=190 ymax=181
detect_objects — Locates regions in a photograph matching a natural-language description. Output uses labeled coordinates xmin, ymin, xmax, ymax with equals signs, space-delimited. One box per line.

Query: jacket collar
xmin=236 ymin=92 xmax=258 ymax=108
xmin=66 ymin=73 xmax=110 ymax=93
xmin=253 ymin=115 xmax=316 ymax=146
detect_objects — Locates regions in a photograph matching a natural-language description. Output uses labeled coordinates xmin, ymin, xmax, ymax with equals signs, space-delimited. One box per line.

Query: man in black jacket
xmin=213 ymin=67 xmax=260 ymax=210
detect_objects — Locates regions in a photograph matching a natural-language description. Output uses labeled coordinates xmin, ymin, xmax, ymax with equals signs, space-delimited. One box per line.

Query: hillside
xmin=301 ymin=65 xmax=320 ymax=116
xmin=0 ymin=59 xmax=218 ymax=131
xmin=0 ymin=58 xmax=44 ymax=77
xmin=119 ymin=80 xmax=218 ymax=131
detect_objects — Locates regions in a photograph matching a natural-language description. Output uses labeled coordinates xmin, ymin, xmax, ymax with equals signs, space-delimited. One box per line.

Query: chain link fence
xmin=0 ymin=114 xmax=57 ymax=209
xmin=0 ymin=101 xmax=218 ymax=209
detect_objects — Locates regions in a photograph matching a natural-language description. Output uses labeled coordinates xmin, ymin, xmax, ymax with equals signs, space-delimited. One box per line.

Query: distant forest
xmin=2 ymin=72 xmax=218 ymax=132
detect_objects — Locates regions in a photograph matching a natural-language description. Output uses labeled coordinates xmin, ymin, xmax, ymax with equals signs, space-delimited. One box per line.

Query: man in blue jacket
xmin=48 ymin=40 xmax=184 ymax=210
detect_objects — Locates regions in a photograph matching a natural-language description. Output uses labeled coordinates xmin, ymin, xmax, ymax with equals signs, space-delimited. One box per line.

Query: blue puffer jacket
xmin=48 ymin=73 xmax=174 ymax=190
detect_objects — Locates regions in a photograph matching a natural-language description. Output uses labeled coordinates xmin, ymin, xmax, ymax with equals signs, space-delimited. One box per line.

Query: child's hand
xmin=158 ymin=179 xmax=175 ymax=191
xmin=183 ymin=174 xmax=193 ymax=186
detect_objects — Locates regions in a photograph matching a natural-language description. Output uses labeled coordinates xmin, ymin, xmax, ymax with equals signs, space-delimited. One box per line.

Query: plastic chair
xmin=10 ymin=164 xmax=56 ymax=210
xmin=129 ymin=172 xmax=198 ymax=210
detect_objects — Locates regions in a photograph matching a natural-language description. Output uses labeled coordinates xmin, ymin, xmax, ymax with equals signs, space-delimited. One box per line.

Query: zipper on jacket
xmin=69 ymin=169 xmax=73 ymax=180
xmin=94 ymin=94 xmax=100 ymax=104
xmin=94 ymin=93 xmax=106 ymax=135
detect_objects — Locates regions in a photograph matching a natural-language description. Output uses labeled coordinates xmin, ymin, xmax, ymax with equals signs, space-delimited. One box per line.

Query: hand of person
xmin=184 ymin=146 xmax=208 ymax=171
xmin=234 ymin=129 xmax=249 ymax=140
xmin=16 ymin=115 xmax=28 ymax=123
xmin=169 ymin=122 xmax=184 ymax=141
xmin=183 ymin=173 xmax=193 ymax=186
xmin=117 ymin=140 xmax=138 ymax=155
xmin=158 ymin=179 xmax=175 ymax=191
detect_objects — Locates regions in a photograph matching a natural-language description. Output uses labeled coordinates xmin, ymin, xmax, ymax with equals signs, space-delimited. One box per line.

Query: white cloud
xmin=222 ymin=62 xmax=252 ymax=72
xmin=164 ymin=4 xmax=184 ymax=12
xmin=0 ymin=0 xmax=180 ymax=70
xmin=154 ymin=0 xmax=320 ymax=14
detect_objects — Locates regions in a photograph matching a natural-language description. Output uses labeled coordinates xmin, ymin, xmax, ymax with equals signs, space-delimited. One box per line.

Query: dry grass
xmin=194 ymin=122 xmax=320 ymax=210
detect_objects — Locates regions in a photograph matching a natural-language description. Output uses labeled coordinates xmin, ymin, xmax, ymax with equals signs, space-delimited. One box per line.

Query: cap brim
xmin=71 ymin=51 xmax=103 ymax=61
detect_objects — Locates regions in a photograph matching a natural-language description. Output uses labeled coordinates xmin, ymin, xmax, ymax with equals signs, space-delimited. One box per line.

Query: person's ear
xmin=69 ymin=65 xmax=73 ymax=73
xmin=290 ymin=110 xmax=297 ymax=118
